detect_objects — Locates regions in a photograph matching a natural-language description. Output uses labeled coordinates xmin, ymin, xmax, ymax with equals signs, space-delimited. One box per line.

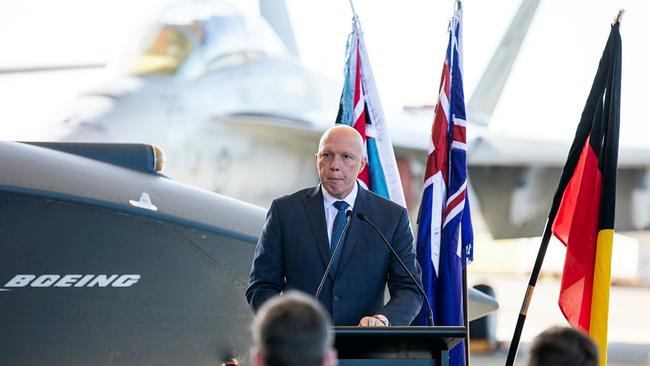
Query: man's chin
xmin=323 ymin=185 xmax=350 ymax=199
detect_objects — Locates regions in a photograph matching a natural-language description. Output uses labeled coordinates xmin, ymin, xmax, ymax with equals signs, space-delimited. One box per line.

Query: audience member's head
xmin=251 ymin=291 xmax=336 ymax=366
xmin=527 ymin=326 xmax=598 ymax=366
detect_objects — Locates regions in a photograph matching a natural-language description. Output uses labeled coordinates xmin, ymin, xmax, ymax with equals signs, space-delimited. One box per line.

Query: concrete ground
xmin=467 ymin=272 xmax=650 ymax=365
xmin=471 ymin=343 xmax=650 ymax=366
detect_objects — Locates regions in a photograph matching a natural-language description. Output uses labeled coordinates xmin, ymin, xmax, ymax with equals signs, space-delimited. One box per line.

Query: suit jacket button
xmin=333 ymin=296 xmax=340 ymax=302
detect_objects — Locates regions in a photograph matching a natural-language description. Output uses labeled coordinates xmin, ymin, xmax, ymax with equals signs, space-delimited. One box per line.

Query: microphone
xmin=315 ymin=210 xmax=352 ymax=302
xmin=356 ymin=212 xmax=434 ymax=327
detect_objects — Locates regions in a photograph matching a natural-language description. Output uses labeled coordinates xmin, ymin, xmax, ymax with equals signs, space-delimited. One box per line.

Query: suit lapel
xmin=335 ymin=185 xmax=371 ymax=277
xmin=303 ymin=186 xmax=331 ymax=269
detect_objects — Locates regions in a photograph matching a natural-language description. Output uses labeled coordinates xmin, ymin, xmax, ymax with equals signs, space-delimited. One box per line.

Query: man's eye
xmin=321 ymin=153 xmax=332 ymax=158
xmin=343 ymin=154 xmax=352 ymax=159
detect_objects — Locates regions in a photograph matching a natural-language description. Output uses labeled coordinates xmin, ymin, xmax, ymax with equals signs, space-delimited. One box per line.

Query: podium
xmin=334 ymin=326 xmax=466 ymax=366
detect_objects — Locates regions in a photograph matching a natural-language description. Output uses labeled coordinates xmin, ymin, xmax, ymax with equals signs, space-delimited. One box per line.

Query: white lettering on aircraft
xmin=1 ymin=274 xmax=141 ymax=291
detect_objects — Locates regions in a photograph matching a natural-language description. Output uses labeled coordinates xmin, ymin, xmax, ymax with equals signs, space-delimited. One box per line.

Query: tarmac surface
xmin=471 ymin=343 xmax=650 ymax=366
xmin=467 ymin=272 xmax=650 ymax=365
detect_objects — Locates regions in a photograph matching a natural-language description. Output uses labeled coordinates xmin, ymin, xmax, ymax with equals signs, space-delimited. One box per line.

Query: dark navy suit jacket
xmin=246 ymin=185 xmax=423 ymax=325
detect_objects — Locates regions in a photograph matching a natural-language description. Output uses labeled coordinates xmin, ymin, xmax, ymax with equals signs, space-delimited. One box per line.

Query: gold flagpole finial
xmin=614 ymin=9 xmax=625 ymax=24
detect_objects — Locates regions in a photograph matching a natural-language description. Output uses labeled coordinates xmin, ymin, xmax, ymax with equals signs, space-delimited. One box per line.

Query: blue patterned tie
xmin=330 ymin=200 xmax=350 ymax=274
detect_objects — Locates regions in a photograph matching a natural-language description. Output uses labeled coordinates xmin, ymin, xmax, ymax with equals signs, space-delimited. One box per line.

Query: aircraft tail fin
xmin=259 ymin=0 xmax=300 ymax=57
xmin=467 ymin=0 xmax=541 ymax=126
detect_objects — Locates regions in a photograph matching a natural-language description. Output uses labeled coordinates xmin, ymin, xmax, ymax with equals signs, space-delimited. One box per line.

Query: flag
xmin=550 ymin=22 xmax=621 ymax=366
xmin=412 ymin=3 xmax=473 ymax=366
xmin=336 ymin=17 xmax=406 ymax=208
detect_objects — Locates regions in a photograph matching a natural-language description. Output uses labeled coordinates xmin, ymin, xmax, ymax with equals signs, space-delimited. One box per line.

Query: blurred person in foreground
xmin=527 ymin=326 xmax=598 ymax=366
xmin=251 ymin=291 xmax=336 ymax=366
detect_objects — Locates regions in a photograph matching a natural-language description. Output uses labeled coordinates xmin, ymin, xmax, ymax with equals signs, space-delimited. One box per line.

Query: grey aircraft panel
xmin=0 ymin=141 xmax=264 ymax=365
xmin=0 ymin=141 xmax=266 ymax=240
xmin=0 ymin=191 xmax=257 ymax=365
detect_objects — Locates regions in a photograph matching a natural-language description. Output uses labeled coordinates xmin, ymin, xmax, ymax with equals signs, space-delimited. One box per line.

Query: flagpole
xmin=456 ymin=1 xmax=470 ymax=363
xmin=463 ymin=266 xmax=470 ymax=364
xmin=347 ymin=0 xmax=358 ymax=18
xmin=504 ymin=217 xmax=554 ymax=366
xmin=506 ymin=11 xmax=623 ymax=366
xmin=614 ymin=9 xmax=624 ymax=24
xmin=458 ymin=1 xmax=470 ymax=362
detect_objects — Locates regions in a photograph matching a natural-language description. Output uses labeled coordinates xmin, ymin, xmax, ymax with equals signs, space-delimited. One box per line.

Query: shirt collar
xmin=321 ymin=181 xmax=358 ymax=209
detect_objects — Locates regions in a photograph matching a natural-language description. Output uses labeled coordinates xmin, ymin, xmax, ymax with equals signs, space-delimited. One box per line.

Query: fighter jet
xmin=30 ymin=0 xmax=339 ymax=206
xmin=0 ymin=141 xmax=497 ymax=365
xmin=16 ymin=0 xmax=650 ymax=242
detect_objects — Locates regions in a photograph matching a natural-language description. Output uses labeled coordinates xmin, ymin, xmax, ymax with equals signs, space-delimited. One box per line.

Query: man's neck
xmin=321 ymin=182 xmax=358 ymax=204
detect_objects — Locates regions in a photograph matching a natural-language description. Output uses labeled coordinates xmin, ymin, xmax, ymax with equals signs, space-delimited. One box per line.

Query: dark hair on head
xmin=253 ymin=291 xmax=332 ymax=366
xmin=528 ymin=326 xmax=598 ymax=366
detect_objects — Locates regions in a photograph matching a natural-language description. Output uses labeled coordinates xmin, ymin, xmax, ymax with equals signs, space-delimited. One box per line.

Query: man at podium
xmin=246 ymin=125 xmax=423 ymax=326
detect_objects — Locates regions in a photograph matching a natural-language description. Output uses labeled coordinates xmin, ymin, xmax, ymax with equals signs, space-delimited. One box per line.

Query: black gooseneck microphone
xmin=315 ymin=210 xmax=352 ymax=302
xmin=356 ymin=212 xmax=434 ymax=327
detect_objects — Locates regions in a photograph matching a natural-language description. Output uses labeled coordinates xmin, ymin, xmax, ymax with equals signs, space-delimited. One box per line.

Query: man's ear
xmin=323 ymin=348 xmax=338 ymax=366
xmin=359 ymin=156 xmax=368 ymax=173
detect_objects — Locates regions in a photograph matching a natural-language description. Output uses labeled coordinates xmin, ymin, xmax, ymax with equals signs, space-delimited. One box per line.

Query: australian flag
xmin=336 ymin=16 xmax=406 ymax=208
xmin=412 ymin=3 xmax=474 ymax=366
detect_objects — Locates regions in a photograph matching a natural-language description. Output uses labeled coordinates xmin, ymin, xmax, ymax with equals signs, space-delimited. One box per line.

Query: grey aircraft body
xmin=0 ymin=141 xmax=263 ymax=365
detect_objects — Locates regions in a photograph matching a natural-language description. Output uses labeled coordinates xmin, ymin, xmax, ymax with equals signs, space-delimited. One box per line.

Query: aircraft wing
xmin=214 ymin=111 xmax=334 ymax=159
xmin=385 ymin=105 xmax=650 ymax=239
xmin=388 ymin=106 xmax=650 ymax=168
xmin=0 ymin=63 xmax=105 ymax=74
xmin=217 ymin=111 xmax=331 ymax=139
xmin=214 ymin=93 xmax=650 ymax=241
xmin=468 ymin=131 xmax=650 ymax=168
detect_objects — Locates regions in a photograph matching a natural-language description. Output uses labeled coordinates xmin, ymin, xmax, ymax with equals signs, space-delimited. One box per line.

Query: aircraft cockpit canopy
xmin=121 ymin=0 xmax=288 ymax=79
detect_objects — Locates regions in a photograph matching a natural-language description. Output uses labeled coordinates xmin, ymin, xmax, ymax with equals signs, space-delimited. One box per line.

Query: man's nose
xmin=329 ymin=154 xmax=341 ymax=171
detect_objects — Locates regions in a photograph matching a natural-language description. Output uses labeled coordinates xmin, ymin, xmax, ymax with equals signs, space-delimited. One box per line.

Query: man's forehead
xmin=319 ymin=130 xmax=362 ymax=151
xmin=319 ymin=145 xmax=357 ymax=153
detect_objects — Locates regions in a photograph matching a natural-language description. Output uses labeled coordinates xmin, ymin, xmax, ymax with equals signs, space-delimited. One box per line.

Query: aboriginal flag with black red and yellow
xmin=549 ymin=22 xmax=621 ymax=366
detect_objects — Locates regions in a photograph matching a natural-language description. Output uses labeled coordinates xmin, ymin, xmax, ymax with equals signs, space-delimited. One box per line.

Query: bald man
xmin=246 ymin=125 xmax=423 ymax=326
